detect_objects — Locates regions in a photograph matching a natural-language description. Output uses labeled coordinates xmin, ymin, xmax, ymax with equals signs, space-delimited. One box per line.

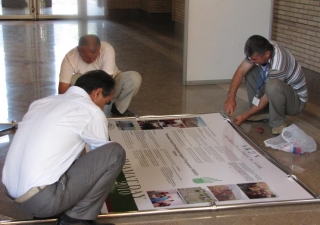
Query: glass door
xmin=0 ymin=0 xmax=107 ymax=20
xmin=37 ymin=0 xmax=107 ymax=19
xmin=37 ymin=0 xmax=80 ymax=19
xmin=0 ymin=0 xmax=35 ymax=19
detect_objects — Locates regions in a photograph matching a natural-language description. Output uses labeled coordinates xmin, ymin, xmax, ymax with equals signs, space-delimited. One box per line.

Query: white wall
xmin=184 ymin=0 xmax=273 ymax=84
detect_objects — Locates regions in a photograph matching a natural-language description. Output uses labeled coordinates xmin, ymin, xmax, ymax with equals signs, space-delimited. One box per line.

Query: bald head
xmin=77 ymin=35 xmax=101 ymax=64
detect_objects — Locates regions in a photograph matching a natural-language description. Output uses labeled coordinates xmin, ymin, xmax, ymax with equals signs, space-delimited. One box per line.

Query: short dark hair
xmin=244 ymin=35 xmax=273 ymax=57
xmin=78 ymin=35 xmax=101 ymax=47
xmin=75 ymin=70 xmax=115 ymax=97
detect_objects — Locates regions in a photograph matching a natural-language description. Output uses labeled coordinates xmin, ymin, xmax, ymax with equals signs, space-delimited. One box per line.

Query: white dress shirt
xmin=2 ymin=86 xmax=110 ymax=198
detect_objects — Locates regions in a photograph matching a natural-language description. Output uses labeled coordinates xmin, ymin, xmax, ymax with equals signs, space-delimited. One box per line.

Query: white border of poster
xmin=105 ymin=113 xmax=315 ymax=213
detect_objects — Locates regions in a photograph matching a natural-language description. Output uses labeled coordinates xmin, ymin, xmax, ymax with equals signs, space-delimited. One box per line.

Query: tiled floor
xmin=0 ymin=19 xmax=320 ymax=225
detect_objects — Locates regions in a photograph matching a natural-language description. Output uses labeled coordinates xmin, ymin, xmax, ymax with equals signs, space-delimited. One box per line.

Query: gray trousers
xmin=17 ymin=142 xmax=126 ymax=220
xmin=71 ymin=71 xmax=142 ymax=114
xmin=245 ymin=66 xmax=306 ymax=127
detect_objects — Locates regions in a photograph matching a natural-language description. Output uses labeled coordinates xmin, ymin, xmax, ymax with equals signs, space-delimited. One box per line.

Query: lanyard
xmin=256 ymin=65 xmax=268 ymax=96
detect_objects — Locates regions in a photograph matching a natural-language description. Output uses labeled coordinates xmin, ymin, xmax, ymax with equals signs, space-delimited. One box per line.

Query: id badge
xmin=252 ymin=96 xmax=260 ymax=107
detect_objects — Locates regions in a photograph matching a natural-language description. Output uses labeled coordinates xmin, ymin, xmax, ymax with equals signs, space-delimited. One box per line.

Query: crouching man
xmin=2 ymin=70 xmax=125 ymax=225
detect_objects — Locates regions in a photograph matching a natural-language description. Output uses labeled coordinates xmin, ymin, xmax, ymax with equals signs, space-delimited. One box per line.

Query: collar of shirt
xmin=269 ymin=41 xmax=279 ymax=71
xmin=65 ymin=86 xmax=91 ymax=101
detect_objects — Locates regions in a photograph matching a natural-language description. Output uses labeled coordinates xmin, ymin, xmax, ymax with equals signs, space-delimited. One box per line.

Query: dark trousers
xmin=17 ymin=142 xmax=126 ymax=220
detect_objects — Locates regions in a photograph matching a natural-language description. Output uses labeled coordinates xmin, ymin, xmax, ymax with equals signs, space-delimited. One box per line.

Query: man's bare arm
xmin=224 ymin=59 xmax=254 ymax=116
xmin=233 ymin=94 xmax=269 ymax=126
xmin=58 ymin=82 xmax=70 ymax=94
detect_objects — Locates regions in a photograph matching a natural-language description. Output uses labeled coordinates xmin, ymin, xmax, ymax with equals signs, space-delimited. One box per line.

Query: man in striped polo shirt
xmin=224 ymin=35 xmax=307 ymax=135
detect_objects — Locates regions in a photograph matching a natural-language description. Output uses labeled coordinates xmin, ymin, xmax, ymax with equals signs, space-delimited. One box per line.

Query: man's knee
xmin=121 ymin=71 xmax=142 ymax=94
xmin=129 ymin=71 xmax=142 ymax=90
xmin=265 ymin=79 xmax=283 ymax=97
xmin=100 ymin=142 xmax=126 ymax=166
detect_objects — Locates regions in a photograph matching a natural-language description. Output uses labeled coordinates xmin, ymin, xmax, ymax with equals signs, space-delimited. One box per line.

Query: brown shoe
xmin=272 ymin=122 xmax=288 ymax=135
xmin=247 ymin=113 xmax=269 ymax=121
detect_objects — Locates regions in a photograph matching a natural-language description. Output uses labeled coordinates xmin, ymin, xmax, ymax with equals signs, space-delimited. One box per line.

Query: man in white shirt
xmin=58 ymin=34 xmax=142 ymax=117
xmin=2 ymin=70 xmax=125 ymax=225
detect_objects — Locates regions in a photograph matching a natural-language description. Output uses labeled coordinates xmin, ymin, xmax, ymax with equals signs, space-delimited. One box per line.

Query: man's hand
xmin=224 ymin=97 xmax=236 ymax=117
xmin=233 ymin=114 xmax=247 ymax=126
xmin=232 ymin=94 xmax=269 ymax=126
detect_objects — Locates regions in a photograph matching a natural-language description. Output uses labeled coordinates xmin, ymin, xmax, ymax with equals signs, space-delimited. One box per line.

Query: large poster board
xmin=104 ymin=113 xmax=314 ymax=213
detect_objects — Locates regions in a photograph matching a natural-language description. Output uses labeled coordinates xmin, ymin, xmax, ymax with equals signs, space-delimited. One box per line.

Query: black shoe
xmin=111 ymin=103 xmax=134 ymax=117
xmin=56 ymin=214 xmax=115 ymax=225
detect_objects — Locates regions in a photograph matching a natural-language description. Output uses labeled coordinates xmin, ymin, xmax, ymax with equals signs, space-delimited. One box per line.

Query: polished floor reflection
xmin=0 ymin=19 xmax=320 ymax=225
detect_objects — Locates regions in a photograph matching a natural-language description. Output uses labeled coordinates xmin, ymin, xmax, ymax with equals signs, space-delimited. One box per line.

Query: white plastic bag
xmin=264 ymin=124 xmax=317 ymax=154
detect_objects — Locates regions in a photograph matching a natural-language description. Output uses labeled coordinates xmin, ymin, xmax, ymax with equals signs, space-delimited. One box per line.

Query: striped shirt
xmin=246 ymin=41 xmax=308 ymax=102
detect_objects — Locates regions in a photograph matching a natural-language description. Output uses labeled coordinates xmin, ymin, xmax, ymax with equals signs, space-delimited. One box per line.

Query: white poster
xmin=105 ymin=113 xmax=313 ymax=212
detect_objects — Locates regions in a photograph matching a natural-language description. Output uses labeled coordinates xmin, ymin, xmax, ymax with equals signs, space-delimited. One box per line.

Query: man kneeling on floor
xmin=224 ymin=35 xmax=308 ymax=135
xmin=2 ymin=70 xmax=125 ymax=225
xmin=58 ymin=34 xmax=142 ymax=117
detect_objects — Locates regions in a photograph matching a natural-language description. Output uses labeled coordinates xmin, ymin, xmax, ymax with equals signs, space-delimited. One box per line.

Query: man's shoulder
xmin=65 ymin=46 xmax=79 ymax=58
xmin=100 ymin=41 xmax=114 ymax=51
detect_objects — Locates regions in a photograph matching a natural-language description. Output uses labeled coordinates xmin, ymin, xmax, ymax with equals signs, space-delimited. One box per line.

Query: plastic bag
xmin=264 ymin=124 xmax=317 ymax=154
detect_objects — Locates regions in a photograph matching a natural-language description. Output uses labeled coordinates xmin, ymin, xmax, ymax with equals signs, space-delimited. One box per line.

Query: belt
xmin=15 ymin=185 xmax=47 ymax=203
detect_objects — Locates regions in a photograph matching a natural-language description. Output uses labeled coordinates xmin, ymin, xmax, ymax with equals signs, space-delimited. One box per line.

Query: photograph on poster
xmin=136 ymin=117 xmax=207 ymax=130
xmin=177 ymin=187 xmax=213 ymax=204
xmin=208 ymin=184 xmax=247 ymax=201
xmin=138 ymin=120 xmax=163 ymax=130
xmin=147 ymin=190 xmax=185 ymax=208
xmin=116 ymin=121 xmax=140 ymax=131
xmin=181 ymin=117 xmax=206 ymax=128
xmin=237 ymin=182 xmax=277 ymax=199
xmin=159 ymin=119 xmax=186 ymax=128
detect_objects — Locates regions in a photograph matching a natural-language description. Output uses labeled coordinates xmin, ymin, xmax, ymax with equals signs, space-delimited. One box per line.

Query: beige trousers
xmin=71 ymin=71 xmax=142 ymax=114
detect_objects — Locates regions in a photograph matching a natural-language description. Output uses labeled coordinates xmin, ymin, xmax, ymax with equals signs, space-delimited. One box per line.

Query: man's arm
xmin=233 ymin=94 xmax=269 ymax=126
xmin=100 ymin=43 xmax=118 ymax=76
xmin=81 ymin=110 xmax=109 ymax=150
xmin=58 ymin=82 xmax=70 ymax=94
xmin=224 ymin=59 xmax=254 ymax=116
xmin=59 ymin=54 xmax=75 ymax=94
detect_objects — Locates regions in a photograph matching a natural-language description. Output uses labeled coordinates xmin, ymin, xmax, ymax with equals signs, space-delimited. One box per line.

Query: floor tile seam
xmin=241 ymin=207 xmax=320 ymax=214
xmin=299 ymin=208 xmax=318 ymax=225
xmin=231 ymin=210 xmax=246 ymax=225
xmin=304 ymin=103 xmax=320 ymax=119
xmin=294 ymin=112 xmax=320 ymax=130
xmin=109 ymin=22 xmax=183 ymax=65
xmin=127 ymin=21 xmax=184 ymax=50
xmin=123 ymin=23 xmax=183 ymax=53
xmin=216 ymin=84 xmax=248 ymax=103
xmin=288 ymin=116 xmax=320 ymax=141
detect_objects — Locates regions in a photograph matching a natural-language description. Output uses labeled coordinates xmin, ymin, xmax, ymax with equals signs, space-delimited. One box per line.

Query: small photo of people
xmin=138 ymin=120 xmax=163 ymax=130
xmin=147 ymin=189 xmax=185 ymax=208
xmin=181 ymin=117 xmax=207 ymax=128
xmin=177 ymin=187 xmax=213 ymax=204
xmin=207 ymin=184 xmax=245 ymax=201
xmin=115 ymin=121 xmax=140 ymax=131
xmin=159 ymin=119 xmax=186 ymax=129
xmin=237 ymin=182 xmax=277 ymax=199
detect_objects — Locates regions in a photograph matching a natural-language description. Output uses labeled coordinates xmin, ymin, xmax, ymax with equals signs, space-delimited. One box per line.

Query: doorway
xmin=0 ymin=0 xmax=107 ymax=19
